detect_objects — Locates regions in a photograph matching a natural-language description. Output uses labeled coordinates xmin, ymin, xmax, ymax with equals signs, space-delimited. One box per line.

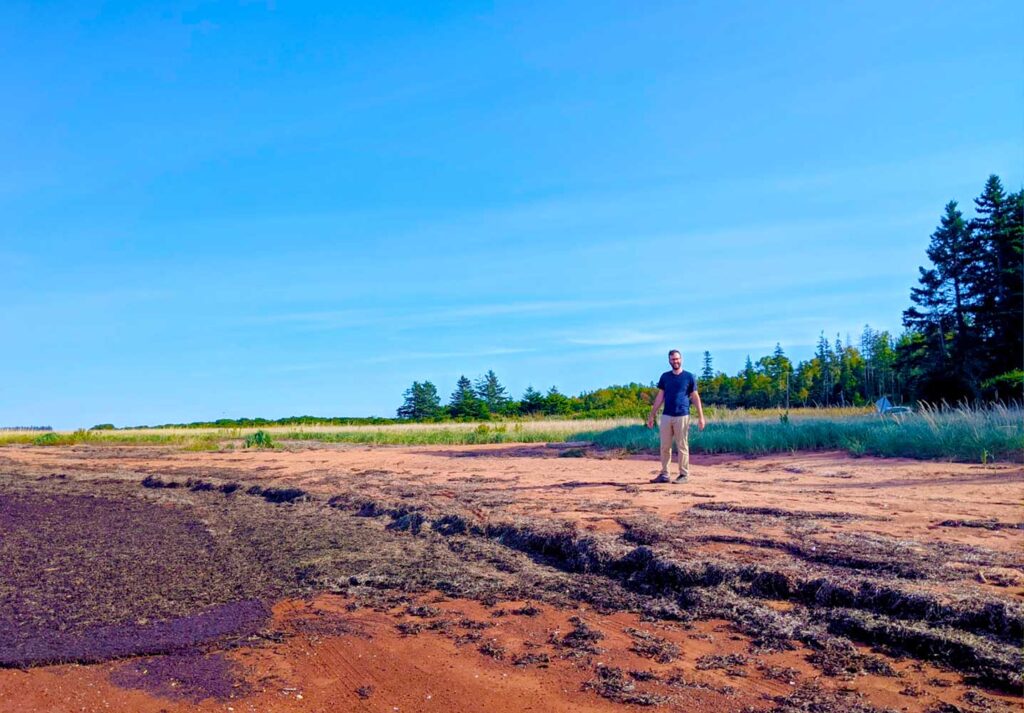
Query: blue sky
xmin=2 ymin=1 xmax=1021 ymax=428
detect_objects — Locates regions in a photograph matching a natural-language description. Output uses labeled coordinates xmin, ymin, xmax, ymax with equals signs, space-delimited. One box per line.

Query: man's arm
xmin=690 ymin=390 xmax=706 ymax=431
xmin=646 ymin=390 xmax=664 ymax=429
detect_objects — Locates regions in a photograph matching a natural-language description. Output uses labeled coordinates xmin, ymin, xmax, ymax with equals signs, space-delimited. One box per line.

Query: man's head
xmin=668 ymin=350 xmax=682 ymax=371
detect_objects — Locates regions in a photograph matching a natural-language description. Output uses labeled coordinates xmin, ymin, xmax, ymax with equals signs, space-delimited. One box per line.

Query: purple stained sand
xmin=0 ymin=599 xmax=270 ymax=667
xmin=110 ymin=652 xmax=249 ymax=702
xmin=0 ymin=491 xmax=271 ymax=667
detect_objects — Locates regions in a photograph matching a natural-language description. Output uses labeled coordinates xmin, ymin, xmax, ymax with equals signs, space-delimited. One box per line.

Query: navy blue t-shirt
xmin=657 ymin=370 xmax=697 ymax=416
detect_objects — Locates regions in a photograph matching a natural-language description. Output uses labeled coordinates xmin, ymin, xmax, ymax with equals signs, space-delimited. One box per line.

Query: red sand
xmin=0 ymin=443 xmax=1020 ymax=712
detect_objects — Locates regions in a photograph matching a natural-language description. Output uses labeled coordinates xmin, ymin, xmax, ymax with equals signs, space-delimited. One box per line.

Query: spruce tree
xmin=397 ymin=381 xmax=442 ymax=420
xmin=448 ymin=375 xmax=489 ymax=419
xmin=971 ymin=176 xmax=1023 ymax=381
xmin=474 ymin=370 xmax=511 ymax=415
xmin=814 ymin=332 xmax=833 ymax=405
xmin=544 ymin=386 xmax=573 ymax=415
xmin=701 ymin=351 xmax=714 ymax=382
xmin=903 ymin=200 xmax=982 ymax=399
xmin=519 ymin=386 xmax=546 ymax=415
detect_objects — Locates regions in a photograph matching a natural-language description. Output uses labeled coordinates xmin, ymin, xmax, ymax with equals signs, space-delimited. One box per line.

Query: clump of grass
xmin=33 ymin=429 xmax=93 ymax=446
xmin=243 ymin=430 xmax=275 ymax=449
xmin=183 ymin=435 xmax=220 ymax=452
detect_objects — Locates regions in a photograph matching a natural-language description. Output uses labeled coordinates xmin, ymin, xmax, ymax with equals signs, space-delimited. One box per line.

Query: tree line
xmin=397 ymin=175 xmax=1021 ymax=419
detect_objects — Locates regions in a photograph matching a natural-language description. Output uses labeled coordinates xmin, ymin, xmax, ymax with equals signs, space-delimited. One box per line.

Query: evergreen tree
xmin=396 ymin=381 xmax=442 ymax=420
xmin=701 ymin=351 xmax=714 ymax=382
xmin=519 ymin=386 xmax=546 ymax=415
xmin=903 ymin=200 xmax=982 ymax=399
xmin=739 ymin=355 xmax=756 ymax=407
xmin=448 ymin=375 xmax=489 ymax=419
xmin=759 ymin=343 xmax=792 ymax=407
xmin=700 ymin=351 xmax=716 ymax=402
xmin=813 ymin=332 xmax=833 ymax=405
xmin=474 ymin=370 xmax=511 ymax=415
xmin=971 ymin=176 xmax=1024 ymax=383
xmin=544 ymin=386 xmax=573 ymax=415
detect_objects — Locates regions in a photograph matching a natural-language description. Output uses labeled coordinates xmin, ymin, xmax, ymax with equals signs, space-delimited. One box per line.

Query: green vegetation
xmin=0 ymin=429 xmax=231 ymax=448
xmin=33 ymin=429 xmax=92 ymax=446
xmin=576 ymin=404 xmax=1023 ymax=462
xmin=242 ymin=430 xmax=275 ymax=449
xmin=278 ymin=422 xmax=583 ymax=446
xmin=3 ymin=405 xmax=1018 ymax=462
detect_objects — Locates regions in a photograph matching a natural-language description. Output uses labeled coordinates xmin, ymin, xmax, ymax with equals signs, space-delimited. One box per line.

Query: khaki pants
xmin=659 ymin=415 xmax=690 ymax=477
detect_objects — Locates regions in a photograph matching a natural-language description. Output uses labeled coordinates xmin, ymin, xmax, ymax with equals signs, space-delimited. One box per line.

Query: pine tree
xmin=814 ymin=332 xmax=833 ymax=405
xmin=544 ymin=386 xmax=573 ymax=415
xmin=699 ymin=351 xmax=716 ymax=403
xmin=739 ymin=356 xmax=756 ymax=407
xmin=474 ymin=370 xmax=511 ymax=415
xmin=519 ymin=386 xmax=546 ymax=415
xmin=448 ymin=375 xmax=489 ymax=420
xmin=396 ymin=381 xmax=442 ymax=420
xmin=971 ymin=176 xmax=1023 ymax=381
xmin=903 ymin=200 xmax=983 ymax=399
xmin=701 ymin=351 xmax=714 ymax=382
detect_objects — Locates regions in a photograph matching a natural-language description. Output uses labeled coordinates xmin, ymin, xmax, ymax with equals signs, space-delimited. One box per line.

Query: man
xmin=646 ymin=350 xmax=706 ymax=483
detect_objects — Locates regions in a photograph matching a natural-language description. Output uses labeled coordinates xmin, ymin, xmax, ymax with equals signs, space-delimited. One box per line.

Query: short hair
xmin=668 ymin=349 xmax=681 ymax=357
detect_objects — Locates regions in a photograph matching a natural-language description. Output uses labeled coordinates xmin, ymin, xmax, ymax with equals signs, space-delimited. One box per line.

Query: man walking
xmin=646 ymin=350 xmax=706 ymax=483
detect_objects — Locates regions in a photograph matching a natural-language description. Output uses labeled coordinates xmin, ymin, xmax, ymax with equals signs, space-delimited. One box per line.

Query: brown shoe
xmin=650 ymin=473 xmax=671 ymax=484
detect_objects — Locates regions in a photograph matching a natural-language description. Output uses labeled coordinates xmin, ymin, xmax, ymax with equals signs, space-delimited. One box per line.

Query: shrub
xmin=243 ymin=430 xmax=275 ymax=449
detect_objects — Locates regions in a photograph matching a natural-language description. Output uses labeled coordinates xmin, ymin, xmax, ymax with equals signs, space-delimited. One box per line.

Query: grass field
xmin=1 ymin=406 xmax=1019 ymax=462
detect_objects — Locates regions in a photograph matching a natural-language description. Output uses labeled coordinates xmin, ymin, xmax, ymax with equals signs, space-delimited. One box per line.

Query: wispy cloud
xmin=564 ymin=329 xmax=673 ymax=347
xmin=252 ymin=298 xmax=654 ymax=331
xmin=362 ymin=347 xmax=535 ymax=364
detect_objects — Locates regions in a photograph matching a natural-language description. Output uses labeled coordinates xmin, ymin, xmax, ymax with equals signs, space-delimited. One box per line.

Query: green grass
xmin=576 ymin=405 xmax=1023 ymax=463
xmin=243 ymin=430 xmax=275 ymax=449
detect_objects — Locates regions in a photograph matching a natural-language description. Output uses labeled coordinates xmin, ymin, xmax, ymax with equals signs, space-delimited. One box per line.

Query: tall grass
xmin=279 ymin=421 xmax=604 ymax=446
xmin=576 ymin=404 xmax=1023 ymax=463
xmin=2 ymin=407 xmax=1017 ymax=462
xmin=0 ymin=419 xmax=625 ymax=448
xmin=0 ymin=429 xmax=225 ymax=449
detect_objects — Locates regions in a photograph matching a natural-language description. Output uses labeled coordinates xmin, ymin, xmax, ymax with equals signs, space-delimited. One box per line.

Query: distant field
xmin=1 ymin=405 xmax=1019 ymax=462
